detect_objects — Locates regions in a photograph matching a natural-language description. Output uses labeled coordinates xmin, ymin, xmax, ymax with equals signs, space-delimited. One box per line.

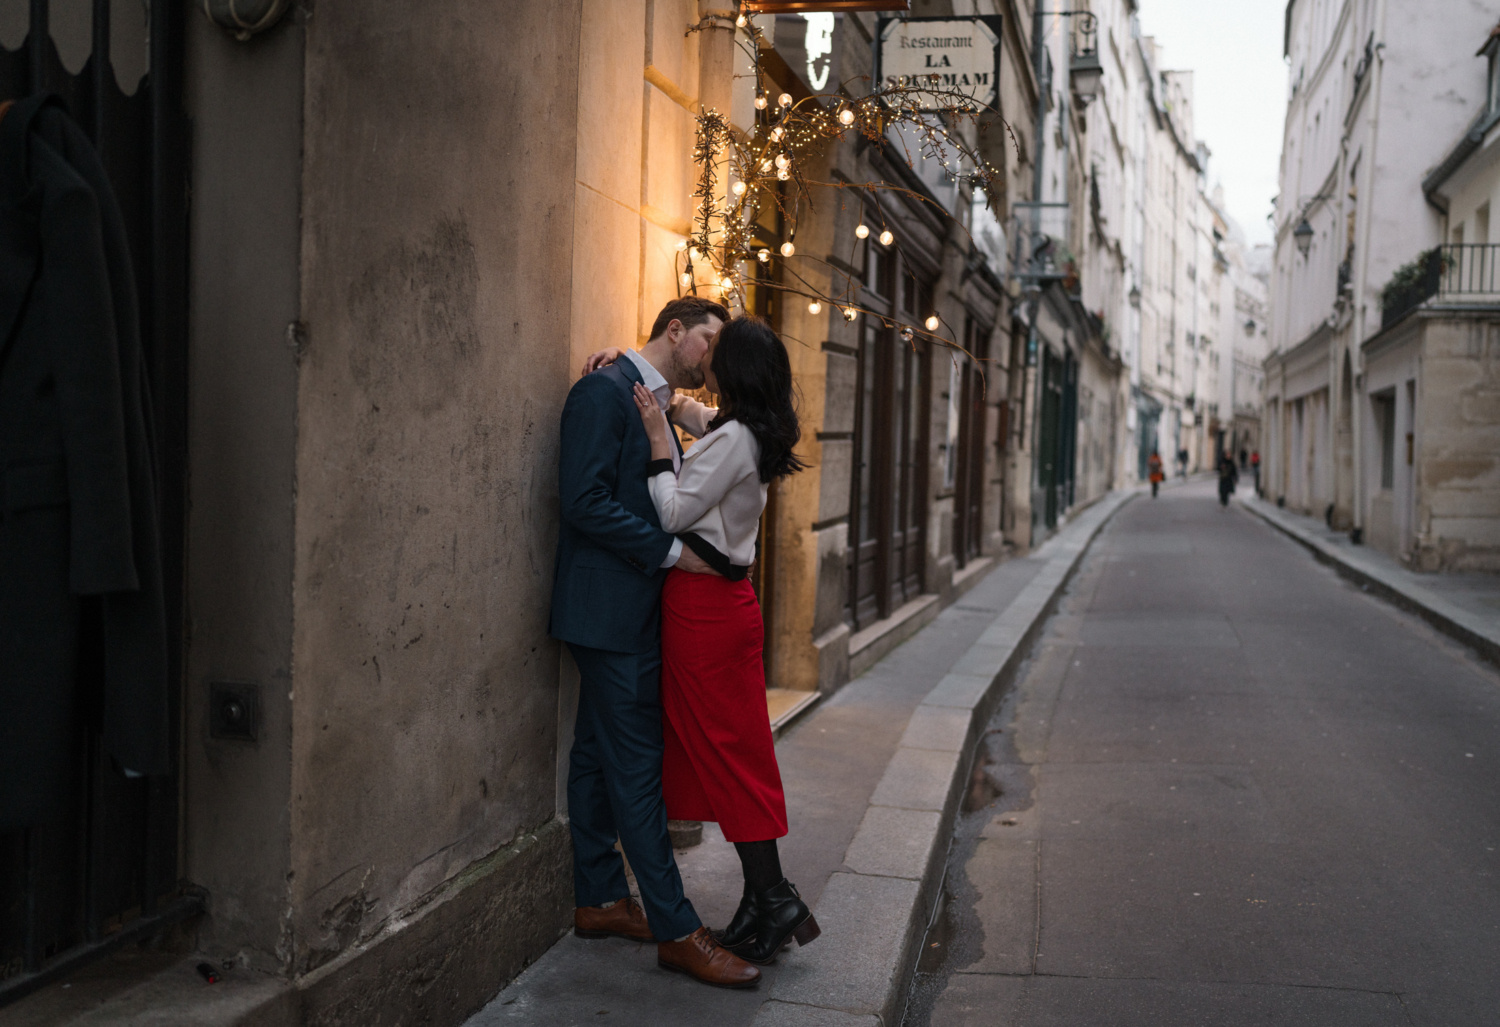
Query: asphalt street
xmin=907 ymin=481 xmax=1500 ymax=1027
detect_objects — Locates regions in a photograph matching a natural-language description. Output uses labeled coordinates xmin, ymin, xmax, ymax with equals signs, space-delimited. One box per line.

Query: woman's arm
xmin=668 ymin=393 xmax=718 ymax=438
xmin=581 ymin=347 xmax=625 ymax=376
xmin=646 ymin=426 xmax=756 ymax=533
xmin=631 ymin=383 xmax=675 ymax=464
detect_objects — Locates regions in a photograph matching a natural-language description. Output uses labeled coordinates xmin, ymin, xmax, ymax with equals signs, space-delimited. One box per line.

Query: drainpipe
xmin=1027 ymin=1 xmax=1050 ymax=540
xmin=697 ymin=8 xmax=737 ymax=119
xmin=1348 ymin=0 xmax=1388 ymax=541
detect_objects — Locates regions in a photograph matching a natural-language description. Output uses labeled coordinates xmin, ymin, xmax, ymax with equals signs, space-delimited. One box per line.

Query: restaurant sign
xmin=877 ymin=16 xmax=1002 ymax=110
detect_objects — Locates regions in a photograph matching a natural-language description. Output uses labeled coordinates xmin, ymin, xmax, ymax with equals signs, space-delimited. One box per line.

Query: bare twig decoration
xmin=679 ymin=11 xmax=1012 ymax=361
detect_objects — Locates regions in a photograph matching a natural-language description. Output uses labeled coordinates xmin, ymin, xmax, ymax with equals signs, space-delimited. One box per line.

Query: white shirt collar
xmin=624 ymin=348 xmax=671 ymax=406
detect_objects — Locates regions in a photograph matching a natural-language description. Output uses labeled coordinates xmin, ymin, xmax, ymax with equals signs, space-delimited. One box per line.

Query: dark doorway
xmin=1037 ymin=348 xmax=1063 ymax=530
xmin=847 ymin=234 xmax=932 ymax=630
xmin=0 ymin=1 xmax=190 ymax=1003
xmin=952 ymin=317 xmax=990 ymax=568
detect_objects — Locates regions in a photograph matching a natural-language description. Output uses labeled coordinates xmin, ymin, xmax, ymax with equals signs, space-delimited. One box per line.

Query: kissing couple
xmin=549 ymin=296 xmax=820 ymax=989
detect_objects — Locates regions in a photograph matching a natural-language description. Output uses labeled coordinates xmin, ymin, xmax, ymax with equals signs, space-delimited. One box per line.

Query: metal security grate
xmin=0 ymin=0 xmax=191 ymax=1007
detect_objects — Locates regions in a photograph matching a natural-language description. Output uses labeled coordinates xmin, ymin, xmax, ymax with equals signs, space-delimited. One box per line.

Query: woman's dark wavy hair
xmin=707 ymin=316 xmax=807 ymax=482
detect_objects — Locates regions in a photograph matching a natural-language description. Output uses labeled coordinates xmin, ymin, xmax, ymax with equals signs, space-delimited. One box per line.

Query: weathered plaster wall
xmin=183 ymin=10 xmax=305 ymax=968
xmin=1415 ymin=317 xmax=1500 ymax=571
xmin=290 ymin=0 xmax=581 ymax=973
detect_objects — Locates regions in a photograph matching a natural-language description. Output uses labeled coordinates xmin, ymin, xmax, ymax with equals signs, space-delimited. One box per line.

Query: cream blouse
xmin=649 ymin=399 xmax=766 ymax=568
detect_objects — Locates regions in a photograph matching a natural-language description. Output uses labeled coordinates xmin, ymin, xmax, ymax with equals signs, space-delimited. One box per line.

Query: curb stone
xmin=753 ymin=489 xmax=1137 ymax=1026
xmin=1238 ymin=495 xmax=1500 ymax=670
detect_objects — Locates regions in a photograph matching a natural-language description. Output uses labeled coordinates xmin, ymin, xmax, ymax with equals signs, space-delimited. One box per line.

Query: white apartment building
xmin=1132 ymin=36 xmax=1205 ymax=479
xmin=1204 ymin=185 xmax=1271 ymax=470
xmin=1264 ymin=0 xmax=1495 ymax=534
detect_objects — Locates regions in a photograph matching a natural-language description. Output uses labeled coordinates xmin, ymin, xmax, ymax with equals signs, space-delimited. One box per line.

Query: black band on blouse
xmin=679 ymin=531 xmax=751 ymax=582
xmin=645 ymin=458 xmax=675 ymax=478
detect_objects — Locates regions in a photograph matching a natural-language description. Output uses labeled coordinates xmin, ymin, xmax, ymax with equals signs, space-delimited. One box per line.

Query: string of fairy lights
xmin=679 ymin=8 xmax=1011 ymax=356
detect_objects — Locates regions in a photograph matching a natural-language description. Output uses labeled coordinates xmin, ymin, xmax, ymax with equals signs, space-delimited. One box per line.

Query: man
xmin=549 ymin=296 xmax=759 ymax=988
xmin=1217 ymin=450 xmax=1239 ymax=507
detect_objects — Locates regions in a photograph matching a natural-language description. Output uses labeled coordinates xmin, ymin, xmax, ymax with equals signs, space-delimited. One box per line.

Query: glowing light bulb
xmin=759 ymin=159 xmax=773 ymax=173
xmin=774 ymin=153 xmax=790 ymax=169
xmin=808 ymin=300 xmax=822 ymax=314
xmin=770 ymin=125 xmax=785 ymax=142
xmin=843 ymin=307 xmax=858 ymax=322
xmin=758 ymin=248 xmax=771 ymax=263
xmin=689 ymin=246 xmax=703 ymax=261
xmin=721 ymin=276 xmax=736 ymax=291
xmin=855 ymin=223 xmax=869 ymax=240
xmin=778 ymin=93 xmax=793 ymax=108
xmin=676 ymin=238 xmax=688 ymax=251
xmin=754 ymin=92 xmax=768 ymax=110
xmin=780 ymin=241 xmax=795 ymax=257
xmin=732 ymin=180 xmax=747 ymax=196
xmin=735 ymin=13 xmax=747 ymax=27
xmin=925 ymin=315 xmax=941 ymax=331
xmin=777 ymin=168 xmax=790 ymax=180
xmin=879 ymin=229 xmax=894 ymax=246
xmin=838 ymin=108 xmax=855 ymax=126
xmin=680 ymin=272 xmax=692 ymax=287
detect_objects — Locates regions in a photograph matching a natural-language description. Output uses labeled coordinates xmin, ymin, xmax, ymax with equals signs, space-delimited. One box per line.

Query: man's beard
xmin=670 ymin=350 xmax=705 ymax=389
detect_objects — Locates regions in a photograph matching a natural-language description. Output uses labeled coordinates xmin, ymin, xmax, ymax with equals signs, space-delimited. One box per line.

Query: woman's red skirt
xmin=660 ymin=568 xmax=788 ymax=842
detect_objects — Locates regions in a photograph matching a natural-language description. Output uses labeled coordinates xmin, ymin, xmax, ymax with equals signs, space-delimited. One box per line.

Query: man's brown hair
xmin=649 ymin=296 xmax=729 ymax=341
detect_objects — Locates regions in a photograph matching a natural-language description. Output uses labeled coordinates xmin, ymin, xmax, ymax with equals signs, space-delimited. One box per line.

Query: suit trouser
xmin=566 ymin=642 xmax=701 ymax=941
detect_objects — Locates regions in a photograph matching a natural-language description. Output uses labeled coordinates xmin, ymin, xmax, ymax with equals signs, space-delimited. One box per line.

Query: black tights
xmin=733 ymin=839 xmax=783 ymax=892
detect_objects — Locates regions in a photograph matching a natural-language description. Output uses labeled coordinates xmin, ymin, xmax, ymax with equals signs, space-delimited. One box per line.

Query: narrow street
xmin=908 ymin=481 xmax=1500 ymax=1027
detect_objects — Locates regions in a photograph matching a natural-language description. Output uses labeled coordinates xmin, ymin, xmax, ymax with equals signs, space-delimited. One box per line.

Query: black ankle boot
xmin=713 ymin=881 xmax=761 ymax=948
xmin=727 ymin=879 xmax=820 ymax=965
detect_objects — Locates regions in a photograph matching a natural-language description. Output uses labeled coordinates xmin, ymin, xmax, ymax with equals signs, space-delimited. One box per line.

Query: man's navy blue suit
xmin=550 ymin=356 xmax=700 ymax=941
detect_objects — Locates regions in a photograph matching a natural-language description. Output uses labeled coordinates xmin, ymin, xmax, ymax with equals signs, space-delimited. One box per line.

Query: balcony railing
xmin=1438 ymin=242 xmax=1500 ymax=296
xmin=1379 ymin=244 xmax=1500 ymax=329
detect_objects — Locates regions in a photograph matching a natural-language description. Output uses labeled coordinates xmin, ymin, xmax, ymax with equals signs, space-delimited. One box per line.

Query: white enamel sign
xmin=878 ymin=17 xmax=1001 ymax=109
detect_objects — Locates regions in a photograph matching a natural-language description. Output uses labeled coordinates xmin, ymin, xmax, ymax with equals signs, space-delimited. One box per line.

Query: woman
xmin=586 ymin=316 xmax=818 ymax=964
xmin=1148 ymin=449 xmax=1164 ymax=498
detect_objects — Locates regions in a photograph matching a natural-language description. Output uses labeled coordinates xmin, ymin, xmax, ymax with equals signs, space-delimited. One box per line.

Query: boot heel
xmin=792 ymin=914 xmax=821 ymax=947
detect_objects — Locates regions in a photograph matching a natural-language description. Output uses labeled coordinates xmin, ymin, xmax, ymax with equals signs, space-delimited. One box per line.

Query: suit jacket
xmin=0 ymin=95 xmax=169 ymax=827
xmin=549 ymin=357 xmax=677 ymax=655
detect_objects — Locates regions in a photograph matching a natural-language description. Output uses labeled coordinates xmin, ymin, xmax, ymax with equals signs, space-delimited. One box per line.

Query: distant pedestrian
xmin=1239 ymin=447 xmax=1248 ymax=469
xmin=1148 ymin=450 xmax=1164 ymax=498
xmin=1177 ymin=447 xmax=1189 ymax=477
xmin=1218 ymin=451 xmax=1239 ymax=507
xmin=1250 ymin=450 xmax=1261 ymax=493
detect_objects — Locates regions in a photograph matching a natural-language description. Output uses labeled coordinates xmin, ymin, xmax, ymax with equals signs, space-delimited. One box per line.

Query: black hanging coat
xmin=0 ymin=95 xmax=169 ymax=829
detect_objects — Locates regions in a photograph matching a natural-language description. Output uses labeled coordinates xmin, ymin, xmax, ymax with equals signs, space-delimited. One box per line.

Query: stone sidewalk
xmin=1239 ymin=492 xmax=1500 ymax=667
xmin=466 ymin=492 xmax=1136 ymax=1027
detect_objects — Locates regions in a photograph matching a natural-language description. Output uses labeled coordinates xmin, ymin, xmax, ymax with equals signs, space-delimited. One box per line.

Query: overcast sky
xmin=1135 ymin=0 xmax=1287 ymax=247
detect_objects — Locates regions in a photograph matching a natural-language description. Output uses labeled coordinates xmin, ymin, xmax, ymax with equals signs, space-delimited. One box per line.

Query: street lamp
xmin=1293 ymin=217 xmax=1314 ymax=257
xmin=1128 ymin=285 xmax=1141 ymax=308
xmin=1243 ymin=318 xmax=1256 ymax=337
xmin=1069 ymin=13 xmax=1103 ymax=109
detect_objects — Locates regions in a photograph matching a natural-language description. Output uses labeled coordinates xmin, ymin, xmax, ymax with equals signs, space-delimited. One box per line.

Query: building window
xmin=1374 ymin=391 xmax=1396 ymax=490
xmin=1489 ymin=46 xmax=1500 ymax=115
xmin=847 ymin=235 xmax=932 ymax=630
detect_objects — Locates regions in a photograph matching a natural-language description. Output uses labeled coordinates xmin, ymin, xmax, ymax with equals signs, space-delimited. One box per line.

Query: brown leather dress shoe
xmin=657 ymin=926 xmax=761 ymax=988
xmin=574 ymin=897 xmax=653 ymax=941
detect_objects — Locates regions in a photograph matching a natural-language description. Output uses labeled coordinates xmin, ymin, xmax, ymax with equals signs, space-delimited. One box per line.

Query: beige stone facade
xmin=7 ymin=2 xmax=1151 ymax=1022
